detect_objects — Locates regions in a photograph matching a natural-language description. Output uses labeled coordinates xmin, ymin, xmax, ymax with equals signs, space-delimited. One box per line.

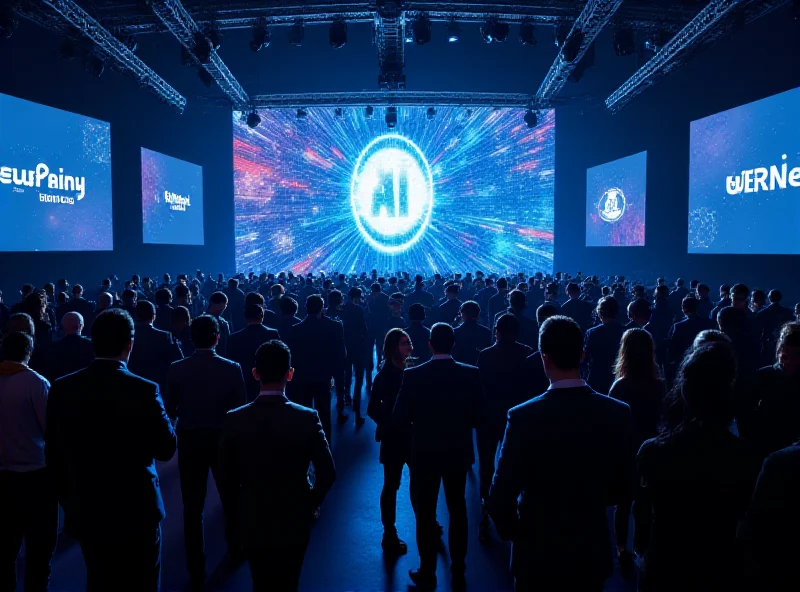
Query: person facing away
xmin=153 ymin=288 xmax=175 ymax=334
xmin=404 ymin=280 xmax=434 ymax=312
xmin=339 ymin=287 xmax=371 ymax=428
xmin=560 ymin=282 xmax=594 ymax=334
xmin=275 ymin=296 xmax=302 ymax=342
xmin=245 ymin=290 xmax=279 ymax=330
xmin=127 ymin=300 xmax=183 ymax=395
xmin=584 ymin=296 xmax=626 ymax=395
xmin=710 ymin=283 xmax=732 ymax=322
xmin=391 ymin=323 xmax=481 ymax=591
xmin=405 ymin=303 xmax=432 ymax=364
xmin=0 ymin=331 xmax=57 ymax=592
xmin=493 ymin=290 xmax=538 ymax=349
xmin=607 ymin=328 xmax=666 ymax=572
xmin=488 ymin=315 xmax=634 ymax=592
xmin=205 ymin=291 xmax=231 ymax=356
xmin=756 ymin=289 xmax=795 ymax=365
xmin=487 ymin=277 xmax=509 ymax=331
xmin=217 ymin=340 xmax=335 ymax=592
xmin=285 ymin=295 xmax=347 ymax=446
xmin=366 ymin=328 xmax=416 ymax=556
xmin=164 ymin=315 xmax=247 ymax=590
xmin=666 ymin=296 xmax=714 ymax=381
xmin=435 ymin=283 xmax=462 ymax=327
xmin=171 ymin=305 xmax=195 ymax=358
xmin=222 ymin=278 xmax=246 ymax=332
xmin=45 ymin=308 xmax=177 ymax=592
xmin=42 ymin=311 xmax=95 ymax=382
xmin=476 ymin=314 xmax=533 ymax=543
xmin=522 ymin=303 xmax=560 ymax=397
xmin=452 ymin=300 xmax=492 ymax=366
xmin=625 ymin=297 xmax=652 ymax=330
xmin=226 ymin=304 xmax=280 ymax=403
xmin=67 ymin=284 xmax=95 ymax=325
xmin=634 ymin=343 xmax=761 ymax=592
xmin=695 ymin=283 xmax=714 ymax=320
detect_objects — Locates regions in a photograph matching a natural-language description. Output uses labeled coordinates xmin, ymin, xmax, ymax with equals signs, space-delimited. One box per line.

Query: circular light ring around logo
xmin=598 ymin=187 xmax=626 ymax=223
xmin=350 ymin=134 xmax=434 ymax=254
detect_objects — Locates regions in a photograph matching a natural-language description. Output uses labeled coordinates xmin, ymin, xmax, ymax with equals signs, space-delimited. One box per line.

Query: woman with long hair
xmin=21 ymin=291 xmax=52 ymax=348
xmin=608 ymin=328 xmax=665 ymax=571
xmin=366 ymin=328 xmax=415 ymax=555
xmin=634 ymin=343 xmax=761 ymax=592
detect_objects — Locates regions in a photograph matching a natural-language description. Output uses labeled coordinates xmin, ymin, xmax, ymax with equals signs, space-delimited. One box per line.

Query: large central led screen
xmin=233 ymin=107 xmax=555 ymax=274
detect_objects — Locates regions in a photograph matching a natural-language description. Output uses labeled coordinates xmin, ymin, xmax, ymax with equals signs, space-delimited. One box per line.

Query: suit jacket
xmin=487 ymin=292 xmax=509 ymax=330
xmin=366 ymin=292 xmax=390 ymax=335
xmin=42 ymin=334 xmax=95 ymax=382
xmin=404 ymin=289 xmax=434 ymax=312
xmin=339 ymin=302 xmax=370 ymax=362
xmin=67 ymin=297 xmax=95 ymax=325
xmin=392 ymin=357 xmax=480 ymax=472
xmin=222 ymin=287 xmax=246 ymax=332
xmin=366 ymin=362 xmax=412 ymax=464
xmin=127 ymin=322 xmax=183 ymax=394
xmin=667 ymin=314 xmax=713 ymax=369
xmin=756 ymin=303 xmax=794 ymax=345
xmin=285 ymin=316 xmax=347 ymax=385
xmin=493 ymin=309 xmax=538 ymax=349
xmin=275 ymin=315 xmax=301 ymax=342
xmin=153 ymin=304 xmax=174 ymax=333
xmin=217 ymin=395 xmax=335 ymax=546
xmin=405 ymin=321 xmax=432 ymax=363
xmin=584 ymin=322 xmax=626 ymax=395
xmin=226 ymin=324 xmax=280 ymax=402
xmin=477 ymin=341 xmax=534 ymax=432
xmin=560 ymin=298 xmax=595 ymax=334
xmin=435 ymin=298 xmax=462 ymax=326
xmin=523 ymin=351 xmax=550 ymax=398
xmin=165 ymin=350 xmax=247 ymax=430
xmin=452 ymin=320 xmax=492 ymax=366
xmin=45 ymin=360 xmax=176 ymax=533
xmin=208 ymin=312 xmax=230 ymax=356
xmin=488 ymin=385 xmax=633 ymax=582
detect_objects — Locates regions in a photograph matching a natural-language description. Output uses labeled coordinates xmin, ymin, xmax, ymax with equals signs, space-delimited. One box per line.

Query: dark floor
xmin=19 ymin=390 xmax=639 ymax=592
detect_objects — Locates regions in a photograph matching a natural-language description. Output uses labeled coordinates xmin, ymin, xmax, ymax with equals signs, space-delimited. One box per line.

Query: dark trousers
xmin=80 ymin=523 xmax=162 ymax=592
xmin=380 ymin=462 xmax=417 ymax=534
xmin=288 ymin=381 xmax=333 ymax=444
xmin=344 ymin=354 xmax=367 ymax=417
xmin=614 ymin=497 xmax=634 ymax=549
xmin=476 ymin=424 xmax=504 ymax=502
xmin=413 ymin=469 xmax=468 ymax=574
xmin=177 ymin=429 xmax=238 ymax=579
xmin=248 ymin=540 xmax=309 ymax=592
xmin=0 ymin=469 xmax=58 ymax=592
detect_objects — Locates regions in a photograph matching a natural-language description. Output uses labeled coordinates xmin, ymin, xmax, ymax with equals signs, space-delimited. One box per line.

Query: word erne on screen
xmin=164 ymin=190 xmax=191 ymax=212
xmin=0 ymin=162 xmax=86 ymax=200
xmin=726 ymin=154 xmax=800 ymax=195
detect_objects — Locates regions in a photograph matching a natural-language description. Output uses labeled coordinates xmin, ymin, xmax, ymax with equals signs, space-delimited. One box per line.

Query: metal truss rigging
xmin=535 ymin=0 xmax=623 ymax=104
xmin=15 ymin=0 xmax=186 ymax=112
xmin=246 ymin=90 xmax=537 ymax=109
xmin=149 ymin=0 xmax=250 ymax=109
xmin=375 ymin=0 xmax=405 ymax=90
xmin=606 ymin=0 xmax=791 ymax=112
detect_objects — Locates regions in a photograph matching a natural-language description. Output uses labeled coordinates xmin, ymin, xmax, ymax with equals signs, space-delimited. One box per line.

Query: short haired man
xmin=43 ymin=312 xmax=95 ymax=382
xmin=756 ymin=289 xmax=796 ymax=365
xmin=227 ymin=304 xmax=280 ymax=403
xmin=561 ymin=282 xmax=594 ymax=334
xmin=667 ymin=297 xmax=714 ymax=380
xmin=127 ymin=300 xmax=183 ymax=394
xmin=489 ymin=316 xmax=633 ymax=592
xmin=46 ymin=309 xmax=176 ymax=590
xmin=218 ymin=340 xmax=335 ymax=591
xmin=626 ymin=297 xmax=652 ymax=329
xmin=452 ymin=301 xmax=492 ymax=367
xmin=584 ymin=296 xmax=625 ymax=395
xmin=405 ymin=303 xmax=432 ymax=364
xmin=206 ymin=291 xmax=231 ymax=356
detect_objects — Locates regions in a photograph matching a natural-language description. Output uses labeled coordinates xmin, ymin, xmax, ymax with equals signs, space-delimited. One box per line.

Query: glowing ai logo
xmin=350 ymin=134 xmax=434 ymax=253
xmin=598 ymin=187 xmax=626 ymax=223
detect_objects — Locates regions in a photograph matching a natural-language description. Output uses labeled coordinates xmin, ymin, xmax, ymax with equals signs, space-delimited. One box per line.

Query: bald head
xmin=62 ymin=312 xmax=84 ymax=336
xmin=97 ymin=292 xmax=113 ymax=311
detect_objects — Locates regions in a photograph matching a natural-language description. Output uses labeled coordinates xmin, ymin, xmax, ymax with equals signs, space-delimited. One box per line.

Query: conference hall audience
xmin=42 ymin=311 xmax=95 ymax=383
xmin=451 ymin=300 xmax=492 ymax=366
xmin=226 ymin=304 xmax=280 ymax=403
xmin=128 ymin=300 xmax=183 ymax=396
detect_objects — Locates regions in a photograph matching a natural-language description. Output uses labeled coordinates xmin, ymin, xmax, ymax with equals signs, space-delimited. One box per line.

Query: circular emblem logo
xmin=598 ymin=187 xmax=626 ymax=223
xmin=350 ymin=134 xmax=434 ymax=254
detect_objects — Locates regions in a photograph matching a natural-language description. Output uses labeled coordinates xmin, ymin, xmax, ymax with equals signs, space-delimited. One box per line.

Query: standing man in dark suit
xmin=487 ymin=278 xmax=510 ymax=331
xmin=404 ymin=280 xmax=434 ymax=313
xmin=560 ymin=283 xmax=594 ymax=334
xmin=756 ymin=290 xmax=795 ymax=365
xmin=165 ymin=316 xmax=247 ymax=590
xmin=67 ymin=284 xmax=95 ymax=326
xmin=493 ymin=291 xmax=538 ymax=349
xmin=476 ymin=314 xmax=533 ymax=543
xmin=666 ymin=297 xmax=713 ymax=381
xmin=452 ymin=301 xmax=492 ymax=366
xmin=43 ymin=311 xmax=94 ymax=382
xmin=339 ymin=287 xmax=370 ymax=428
xmin=489 ymin=315 xmax=634 ymax=592
xmin=227 ymin=304 xmax=280 ymax=403
xmin=128 ymin=300 xmax=183 ymax=395
xmin=45 ymin=309 xmax=177 ymax=591
xmin=223 ymin=279 xmax=246 ymax=332
xmin=275 ymin=296 xmax=302 ymax=342
xmin=366 ymin=283 xmax=390 ymax=366
xmin=218 ymin=341 xmax=335 ymax=592
xmin=434 ymin=283 xmax=462 ymax=327
xmin=285 ymin=295 xmax=347 ymax=445
xmin=392 ymin=323 xmax=481 ymax=590
xmin=153 ymin=288 xmax=175 ymax=334
xmin=405 ymin=304 xmax=432 ymax=364
xmin=206 ymin=292 xmax=231 ymax=356
xmin=476 ymin=278 xmax=497 ymax=326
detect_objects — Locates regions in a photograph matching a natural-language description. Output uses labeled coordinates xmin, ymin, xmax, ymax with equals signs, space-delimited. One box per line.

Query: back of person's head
xmin=209 ymin=291 xmax=228 ymax=308
xmin=7 ymin=313 xmax=34 ymax=337
xmin=777 ymin=323 xmax=800 ymax=375
xmin=23 ymin=291 xmax=47 ymax=323
xmin=327 ymin=290 xmax=343 ymax=310
xmin=96 ymin=292 xmax=113 ymax=311
xmin=768 ymin=289 xmax=783 ymax=304
xmin=731 ymin=283 xmax=750 ymax=304
xmin=692 ymin=329 xmax=731 ymax=350
xmin=306 ymin=294 xmax=324 ymax=316
xmin=244 ymin=303 xmax=265 ymax=323
xmin=174 ymin=284 xmax=189 ymax=299
xmin=228 ymin=278 xmax=239 ymax=289
xmin=677 ymin=343 xmax=738 ymax=427
xmin=539 ymin=316 xmax=583 ymax=371
xmin=279 ymin=296 xmax=298 ymax=317
xmin=508 ymin=290 xmax=526 ymax=311
xmin=245 ymin=291 xmax=265 ymax=307
xmin=56 ymin=292 xmax=68 ymax=305
xmin=191 ymin=315 xmax=220 ymax=349
xmin=752 ymin=289 xmax=767 ymax=307
xmin=628 ymin=298 xmax=652 ymax=323
xmin=92 ymin=309 xmax=134 ymax=358
xmin=654 ymin=285 xmax=669 ymax=300
xmin=408 ymin=303 xmax=426 ymax=322
xmin=566 ymin=283 xmax=580 ymax=297
xmin=72 ymin=284 xmax=84 ymax=297
xmin=682 ymin=296 xmax=699 ymax=315
xmin=370 ymin=283 xmax=381 ymax=294
xmin=676 ymin=278 xmax=685 ymax=287
xmin=254 ymin=340 xmax=291 ymax=385
xmin=697 ymin=283 xmax=710 ymax=296
xmin=597 ymin=296 xmax=619 ymax=321
xmin=460 ymin=300 xmax=480 ymax=321
xmin=445 ymin=284 xmax=460 ymax=297
xmin=485 ymin=278 xmax=494 ymax=287
xmin=429 ymin=322 xmax=455 ymax=354
xmin=2 ymin=331 xmax=34 ymax=363
xmin=122 ymin=288 xmax=136 ymax=303
xmin=536 ymin=303 xmax=559 ymax=325
xmin=615 ymin=328 xmax=658 ymax=381
xmin=172 ymin=306 xmax=191 ymax=328
xmin=496 ymin=278 xmax=508 ymax=291
xmin=271 ymin=284 xmax=285 ymax=297
xmin=717 ymin=306 xmax=746 ymax=334
xmin=348 ymin=287 xmax=363 ymax=301
xmin=62 ymin=311 xmax=84 ymax=335
xmin=495 ymin=313 xmax=520 ymax=342
xmin=135 ymin=300 xmax=156 ymax=322
xmin=155 ymin=288 xmax=172 ymax=306
xmin=21 ymin=284 xmax=34 ymax=296
xmin=632 ymin=284 xmax=646 ymax=298
xmin=690 ymin=280 xmax=699 ymax=289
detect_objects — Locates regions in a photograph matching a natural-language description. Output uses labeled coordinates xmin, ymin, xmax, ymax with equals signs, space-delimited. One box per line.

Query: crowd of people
xmin=1 ymin=268 xmax=799 ymax=592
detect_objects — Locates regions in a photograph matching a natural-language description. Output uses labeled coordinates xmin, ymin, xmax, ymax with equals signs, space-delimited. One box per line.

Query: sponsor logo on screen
xmin=158 ymin=190 xmax=192 ymax=212
xmin=598 ymin=187 xmax=626 ymax=223
xmin=0 ymin=163 xmax=86 ymax=205
xmin=726 ymin=154 xmax=800 ymax=195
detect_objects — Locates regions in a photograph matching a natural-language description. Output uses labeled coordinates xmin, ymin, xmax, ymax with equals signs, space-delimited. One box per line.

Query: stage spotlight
xmin=613 ymin=29 xmax=636 ymax=56
xmin=519 ymin=20 xmax=537 ymax=46
xmin=207 ymin=28 xmax=223 ymax=51
xmin=123 ymin=34 xmax=139 ymax=53
xmin=296 ymin=107 xmax=308 ymax=119
xmin=250 ymin=25 xmax=270 ymax=52
xmin=446 ymin=19 xmax=460 ymax=42
xmin=86 ymin=54 xmax=105 ymax=78
xmin=193 ymin=31 xmax=212 ymax=64
xmin=60 ymin=38 xmax=77 ymax=60
xmin=246 ymin=111 xmax=261 ymax=129
xmin=412 ymin=15 xmax=432 ymax=45
xmin=562 ymin=30 xmax=585 ymax=62
xmin=289 ymin=19 xmax=305 ymax=46
xmin=0 ymin=7 xmax=17 ymax=40
xmin=386 ymin=106 xmax=398 ymax=128
xmin=480 ymin=19 xmax=509 ymax=43
xmin=197 ymin=67 xmax=214 ymax=88
xmin=524 ymin=109 xmax=538 ymax=128
xmin=644 ymin=29 xmax=667 ymax=54
xmin=329 ymin=19 xmax=347 ymax=49
xmin=404 ymin=24 xmax=414 ymax=43
xmin=426 ymin=107 xmax=436 ymax=120
xmin=334 ymin=107 xmax=343 ymax=118
xmin=365 ymin=105 xmax=374 ymax=119
xmin=554 ymin=23 xmax=570 ymax=47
